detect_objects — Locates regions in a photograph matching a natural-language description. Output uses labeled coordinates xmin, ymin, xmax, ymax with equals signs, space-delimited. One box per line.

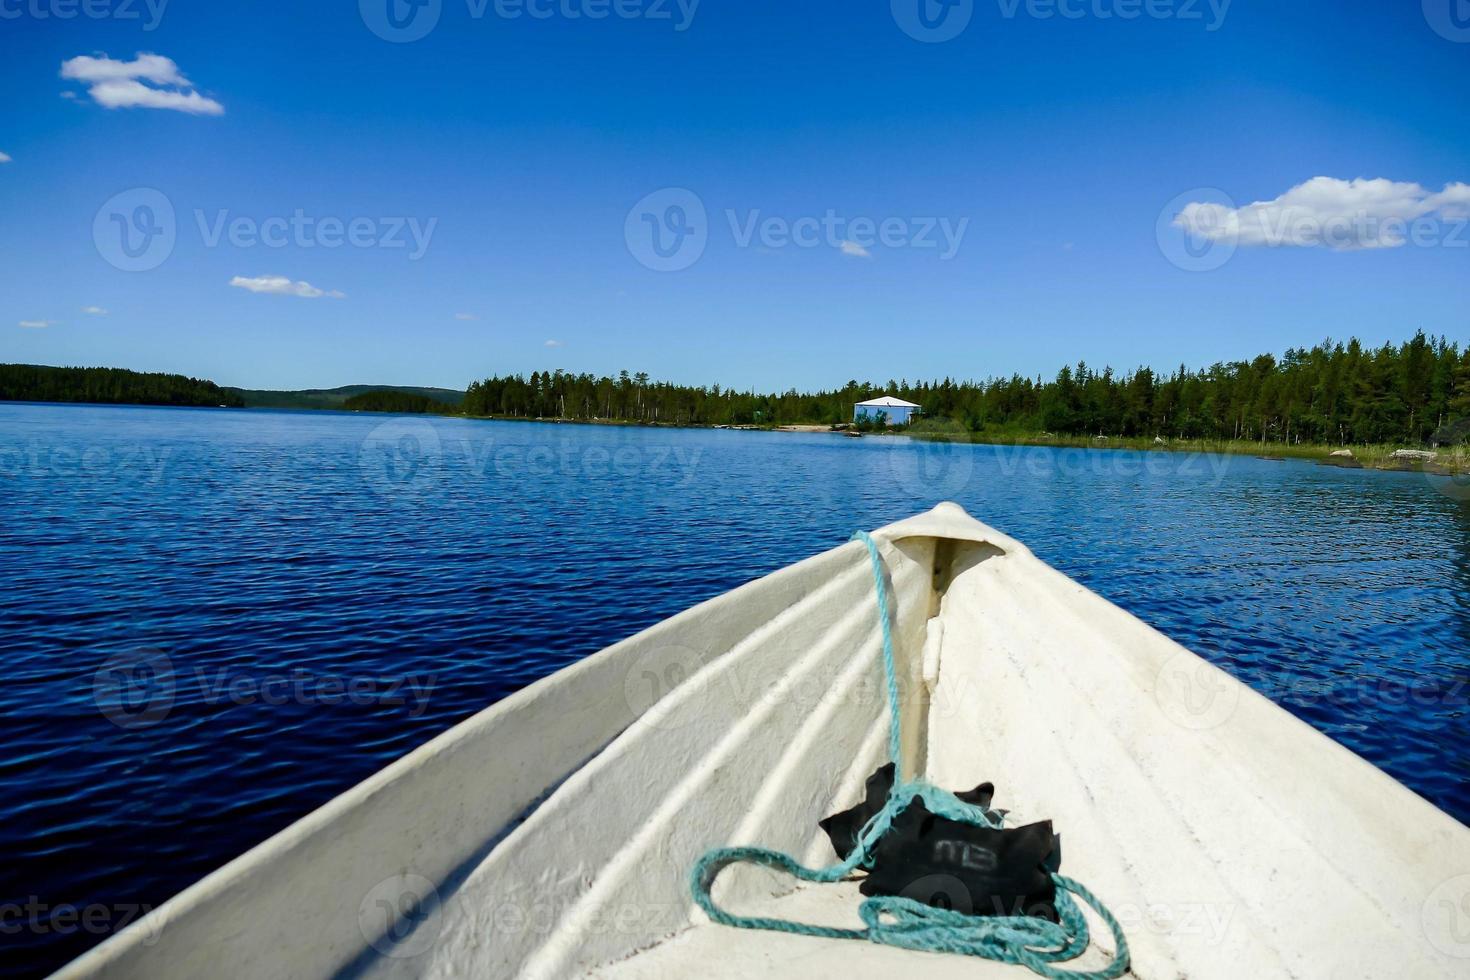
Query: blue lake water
xmin=2 ymin=402 xmax=1468 ymax=975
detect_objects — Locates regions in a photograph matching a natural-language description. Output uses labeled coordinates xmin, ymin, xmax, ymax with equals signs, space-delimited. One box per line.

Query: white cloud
xmin=454 ymin=312 xmax=478 ymax=320
xmin=19 ymin=320 xmax=55 ymax=329
xmin=0 ymin=152 xmax=11 ymax=164
xmin=60 ymin=53 xmax=224 ymax=116
xmin=545 ymin=339 xmax=564 ymax=347
xmin=82 ymin=306 xmax=108 ymax=315
xmin=1429 ymin=183 xmax=1470 ymax=219
xmin=229 ymin=275 xmax=344 ymax=299
xmin=1174 ymin=177 xmax=1470 ymax=251
xmin=87 ymin=80 xmax=225 ymax=115
xmin=62 ymin=53 xmax=187 ymax=85
xmin=839 ymin=240 xmax=872 ymax=258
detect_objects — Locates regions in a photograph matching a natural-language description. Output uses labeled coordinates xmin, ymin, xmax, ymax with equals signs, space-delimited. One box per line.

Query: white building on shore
xmin=853 ymin=395 xmax=921 ymax=425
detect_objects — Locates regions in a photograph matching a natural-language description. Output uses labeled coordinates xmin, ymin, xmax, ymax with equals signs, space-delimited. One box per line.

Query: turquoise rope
xmin=689 ymin=530 xmax=1131 ymax=980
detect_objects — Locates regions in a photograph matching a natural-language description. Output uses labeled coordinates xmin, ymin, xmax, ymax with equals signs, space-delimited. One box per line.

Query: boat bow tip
xmin=872 ymin=501 xmax=1029 ymax=558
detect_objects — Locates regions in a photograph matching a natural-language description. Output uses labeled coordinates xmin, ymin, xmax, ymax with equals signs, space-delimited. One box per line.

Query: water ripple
xmin=1 ymin=404 xmax=1467 ymax=976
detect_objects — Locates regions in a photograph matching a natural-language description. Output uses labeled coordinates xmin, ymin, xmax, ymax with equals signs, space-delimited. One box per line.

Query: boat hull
xmin=56 ymin=504 xmax=1470 ymax=978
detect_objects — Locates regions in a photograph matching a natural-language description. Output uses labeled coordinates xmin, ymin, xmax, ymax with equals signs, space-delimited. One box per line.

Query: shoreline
xmin=454 ymin=412 xmax=1470 ymax=476
xmin=905 ymin=430 xmax=1470 ymax=477
xmin=7 ymin=399 xmax=1467 ymax=477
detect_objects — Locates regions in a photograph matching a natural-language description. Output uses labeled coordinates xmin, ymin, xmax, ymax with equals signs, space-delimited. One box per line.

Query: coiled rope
xmin=689 ymin=530 xmax=1131 ymax=979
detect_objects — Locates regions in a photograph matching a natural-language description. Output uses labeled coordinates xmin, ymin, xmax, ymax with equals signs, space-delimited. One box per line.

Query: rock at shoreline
xmin=1390 ymin=449 xmax=1437 ymax=462
xmin=1330 ymin=448 xmax=1354 ymax=458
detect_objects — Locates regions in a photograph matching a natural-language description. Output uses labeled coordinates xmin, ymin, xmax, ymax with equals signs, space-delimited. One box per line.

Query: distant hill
xmin=342 ymin=390 xmax=451 ymax=414
xmin=227 ymin=385 xmax=465 ymax=410
xmin=0 ymin=363 xmax=244 ymax=408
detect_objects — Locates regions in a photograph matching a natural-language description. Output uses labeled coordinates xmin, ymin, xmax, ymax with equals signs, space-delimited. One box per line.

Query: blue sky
xmin=2 ymin=1 xmax=1467 ymax=391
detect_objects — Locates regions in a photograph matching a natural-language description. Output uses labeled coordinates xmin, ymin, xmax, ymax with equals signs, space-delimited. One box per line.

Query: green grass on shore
xmin=904 ymin=424 xmax=1470 ymax=475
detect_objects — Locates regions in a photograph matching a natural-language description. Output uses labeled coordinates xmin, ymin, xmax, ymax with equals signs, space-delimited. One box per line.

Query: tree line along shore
xmin=4 ymin=333 xmax=1468 ymax=474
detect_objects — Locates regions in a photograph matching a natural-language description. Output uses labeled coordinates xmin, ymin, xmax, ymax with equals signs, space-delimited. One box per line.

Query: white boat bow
xmin=56 ymin=503 xmax=1470 ymax=979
